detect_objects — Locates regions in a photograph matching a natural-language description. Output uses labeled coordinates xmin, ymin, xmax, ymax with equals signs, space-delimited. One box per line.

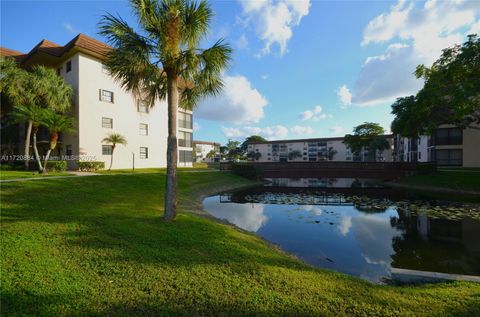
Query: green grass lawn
xmin=0 ymin=170 xmax=70 ymax=180
xmin=1 ymin=171 xmax=479 ymax=316
xmin=398 ymin=169 xmax=480 ymax=192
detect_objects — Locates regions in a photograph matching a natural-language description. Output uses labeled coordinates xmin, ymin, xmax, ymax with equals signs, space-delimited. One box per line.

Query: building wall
xmin=462 ymin=126 xmax=480 ymax=167
xmin=194 ymin=143 xmax=218 ymax=162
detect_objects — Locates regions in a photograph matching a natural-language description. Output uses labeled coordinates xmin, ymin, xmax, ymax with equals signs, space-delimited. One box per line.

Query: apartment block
xmin=247 ymin=135 xmax=394 ymax=163
xmin=193 ymin=141 xmax=220 ymax=162
xmin=1 ymin=34 xmax=193 ymax=169
xmin=394 ymin=125 xmax=480 ymax=167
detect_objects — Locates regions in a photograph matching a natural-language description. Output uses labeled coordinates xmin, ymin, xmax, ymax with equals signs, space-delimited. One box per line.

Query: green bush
xmin=231 ymin=163 xmax=261 ymax=180
xmin=46 ymin=161 xmax=67 ymax=172
xmin=78 ymin=161 xmax=105 ymax=172
xmin=416 ymin=163 xmax=437 ymax=175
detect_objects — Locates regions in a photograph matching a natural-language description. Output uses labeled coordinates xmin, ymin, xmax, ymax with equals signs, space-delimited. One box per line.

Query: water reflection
xmin=203 ymin=187 xmax=480 ymax=283
xmin=265 ymin=178 xmax=381 ymax=188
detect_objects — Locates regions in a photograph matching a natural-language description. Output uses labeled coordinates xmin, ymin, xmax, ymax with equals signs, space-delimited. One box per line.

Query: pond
xmin=203 ymin=178 xmax=480 ymax=283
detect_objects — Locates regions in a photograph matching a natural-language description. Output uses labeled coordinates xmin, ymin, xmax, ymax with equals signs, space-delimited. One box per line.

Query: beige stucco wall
xmin=463 ymin=126 xmax=480 ymax=167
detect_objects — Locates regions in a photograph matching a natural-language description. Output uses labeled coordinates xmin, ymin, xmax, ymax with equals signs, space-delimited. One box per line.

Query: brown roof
xmin=193 ymin=140 xmax=221 ymax=146
xmin=248 ymin=134 xmax=394 ymax=145
xmin=0 ymin=33 xmax=112 ymax=65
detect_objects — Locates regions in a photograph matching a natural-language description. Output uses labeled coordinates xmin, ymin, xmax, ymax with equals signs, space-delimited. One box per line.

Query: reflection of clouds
xmin=300 ymin=205 xmax=323 ymax=216
xmin=203 ymin=198 xmax=268 ymax=232
xmin=338 ymin=216 xmax=352 ymax=236
xmin=352 ymin=214 xmax=401 ymax=266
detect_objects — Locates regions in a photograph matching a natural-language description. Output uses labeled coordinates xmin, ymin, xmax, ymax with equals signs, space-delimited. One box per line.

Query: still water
xmin=203 ymin=178 xmax=480 ymax=283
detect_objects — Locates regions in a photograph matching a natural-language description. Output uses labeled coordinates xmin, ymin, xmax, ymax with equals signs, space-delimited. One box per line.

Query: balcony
xmin=178 ymin=119 xmax=193 ymax=129
xmin=178 ymin=139 xmax=192 ymax=147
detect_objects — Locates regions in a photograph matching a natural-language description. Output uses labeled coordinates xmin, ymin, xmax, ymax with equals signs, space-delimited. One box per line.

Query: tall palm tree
xmin=9 ymin=104 xmax=47 ymax=172
xmin=102 ymin=133 xmax=127 ymax=171
xmin=41 ymin=110 xmax=76 ymax=172
xmin=99 ymin=0 xmax=232 ymax=221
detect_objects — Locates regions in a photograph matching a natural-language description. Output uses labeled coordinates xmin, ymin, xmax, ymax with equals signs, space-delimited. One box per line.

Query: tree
xmin=246 ymin=151 xmax=261 ymax=161
xmin=288 ymin=150 xmax=302 ymax=161
xmin=1 ymin=59 xmax=73 ymax=169
xmin=41 ymin=110 xmax=75 ymax=172
xmin=327 ymin=147 xmax=337 ymax=161
xmin=99 ymin=0 xmax=231 ymax=221
xmin=391 ymin=34 xmax=480 ymax=136
xmin=343 ymin=122 xmax=389 ymax=162
xmin=224 ymin=140 xmax=241 ymax=160
xmin=102 ymin=133 xmax=128 ymax=171
xmin=241 ymin=135 xmax=267 ymax=153
xmin=206 ymin=149 xmax=216 ymax=159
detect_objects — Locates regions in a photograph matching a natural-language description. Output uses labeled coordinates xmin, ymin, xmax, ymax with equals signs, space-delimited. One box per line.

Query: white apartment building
xmin=1 ymin=34 xmax=193 ymax=169
xmin=193 ymin=141 xmax=220 ymax=162
xmin=247 ymin=135 xmax=394 ymax=163
xmin=394 ymin=124 xmax=480 ymax=167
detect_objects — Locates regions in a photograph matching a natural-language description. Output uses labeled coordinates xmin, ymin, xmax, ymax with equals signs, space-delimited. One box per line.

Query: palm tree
xmin=102 ymin=133 xmax=127 ymax=171
xmin=41 ymin=110 xmax=76 ymax=172
xmin=9 ymin=104 xmax=47 ymax=172
xmin=99 ymin=0 xmax=232 ymax=221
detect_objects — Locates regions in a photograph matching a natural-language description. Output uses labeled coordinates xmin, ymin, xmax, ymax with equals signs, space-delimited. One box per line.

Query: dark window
xmin=137 ymin=101 xmax=149 ymax=113
xmin=178 ymin=131 xmax=192 ymax=147
xmin=66 ymin=61 xmax=72 ymax=72
xmin=139 ymin=123 xmax=148 ymax=136
xmin=179 ymin=150 xmax=193 ymax=163
xmin=66 ymin=145 xmax=72 ymax=156
xmin=178 ymin=111 xmax=193 ymax=129
xmin=102 ymin=117 xmax=113 ymax=128
xmin=436 ymin=149 xmax=462 ymax=166
xmin=102 ymin=145 xmax=113 ymax=155
xmin=434 ymin=128 xmax=462 ymax=145
xmin=99 ymin=89 xmax=114 ymax=103
xmin=140 ymin=147 xmax=148 ymax=159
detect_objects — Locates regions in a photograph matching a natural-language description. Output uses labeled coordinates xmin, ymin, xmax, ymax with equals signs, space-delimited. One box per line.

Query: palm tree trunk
xmin=163 ymin=74 xmax=178 ymax=221
xmin=24 ymin=120 xmax=33 ymax=169
xmin=109 ymin=147 xmax=115 ymax=171
xmin=43 ymin=149 xmax=52 ymax=172
xmin=32 ymin=128 xmax=43 ymax=173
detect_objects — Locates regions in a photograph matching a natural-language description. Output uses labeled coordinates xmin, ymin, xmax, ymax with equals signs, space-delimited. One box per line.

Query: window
xmin=66 ymin=61 xmax=72 ymax=72
xmin=418 ymin=152 xmax=422 ymax=160
xmin=434 ymin=128 xmax=462 ymax=145
xmin=102 ymin=64 xmax=109 ymax=74
xmin=99 ymin=89 xmax=114 ymax=103
xmin=178 ymin=111 xmax=193 ymax=129
xmin=57 ymin=67 xmax=62 ymax=76
xmin=102 ymin=117 xmax=113 ymax=129
xmin=137 ymin=101 xmax=149 ymax=113
xmin=66 ymin=145 xmax=72 ymax=156
xmin=436 ymin=149 xmax=462 ymax=166
xmin=178 ymin=131 xmax=192 ymax=147
xmin=140 ymin=147 xmax=148 ymax=159
xmin=179 ymin=150 xmax=193 ymax=163
xmin=102 ymin=145 xmax=113 ymax=155
xmin=139 ymin=123 xmax=148 ymax=136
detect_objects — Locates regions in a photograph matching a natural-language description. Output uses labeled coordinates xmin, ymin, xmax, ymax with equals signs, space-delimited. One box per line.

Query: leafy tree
xmin=241 ymin=135 xmax=267 ymax=152
xmin=41 ymin=110 xmax=76 ymax=172
xmin=343 ymin=122 xmax=389 ymax=162
xmin=391 ymin=34 xmax=480 ymax=136
xmin=327 ymin=147 xmax=337 ymax=161
xmin=99 ymin=0 xmax=232 ymax=221
xmin=206 ymin=149 xmax=216 ymax=159
xmin=288 ymin=150 xmax=302 ymax=161
xmin=246 ymin=151 xmax=261 ymax=161
xmin=224 ymin=139 xmax=242 ymax=160
xmin=102 ymin=133 xmax=128 ymax=171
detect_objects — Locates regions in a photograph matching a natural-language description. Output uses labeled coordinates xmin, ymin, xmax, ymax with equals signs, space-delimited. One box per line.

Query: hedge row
xmin=78 ymin=161 xmax=105 ymax=172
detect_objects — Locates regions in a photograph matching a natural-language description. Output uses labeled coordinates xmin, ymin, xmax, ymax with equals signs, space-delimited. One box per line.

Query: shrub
xmin=78 ymin=161 xmax=105 ymax=172
xmin=46 ymin=160 xmax=67 ymax=172
xmin=231 ymin=163 xmax=261 ymax=180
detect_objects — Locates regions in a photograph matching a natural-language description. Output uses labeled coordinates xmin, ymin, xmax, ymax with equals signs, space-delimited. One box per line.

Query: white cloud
xmin=338 ymin=215 xmax=352 ymax=236
xmin=235 ymin=33 xmax=249 ymax=50
xmin=63 ymin=23 xmax=77 ymax=34
xmin=261 ymin=74 xmax=269 ymax=80
xmin=195 ymin=75 xmax=268 ymax=124
xmin=346 ymin=0 xmax=480 ymax=106
xmin=468 ymin=20 xmax=480 ymax=35
xmin=238 ymin=0 xmax=311 ymax=57
xmin=329 ymin=126 xmax=345 ymax=135
xmin=193 ymin=122 xmax=200 ymax=131
xmin=299 ymin=105 xmax=332 ymax=121
xmin=221 ymin=125 xmax=288 ymax=140
xmin=337 ymin=85 xmax=352 ymax=107
xmin=290 ymin=125 xmax=314 ymax=135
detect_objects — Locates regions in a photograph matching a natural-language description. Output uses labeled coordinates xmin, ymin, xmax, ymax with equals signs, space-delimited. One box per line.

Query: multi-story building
xmin=394 ymin=124 xmax=480 ymax=167
xmin=193 ymin=140 xmax=220 ymax=162
xmin=247 ymin=135 xmax=394 ymax=163
xmin=0 ymin=34 xmax=193 ymax=169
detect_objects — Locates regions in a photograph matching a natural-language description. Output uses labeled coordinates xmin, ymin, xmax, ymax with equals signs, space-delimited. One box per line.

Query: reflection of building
xmin=264 ymin=178 xmax=379 ymax=188
xmin=394 ymin=124 xmax=480 ymax=167
xmin=247 ymin=135 xmax=394 ymax=162
xmin=0 ymin=34 xmax=194 ymax=169
xmin=193 ymin=140 xmax=220 ymax=162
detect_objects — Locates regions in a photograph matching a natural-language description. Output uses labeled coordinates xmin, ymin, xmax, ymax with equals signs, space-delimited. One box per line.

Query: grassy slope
xmin=399 ymin=170 xmax=480 ymax=191
xmin=0 ymin=170 xmax=70 ymax=180
xmin=1 ymin=171 xmax=479 ymax=317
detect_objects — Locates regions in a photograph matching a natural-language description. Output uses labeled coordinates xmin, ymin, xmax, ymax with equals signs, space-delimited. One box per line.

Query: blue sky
xmin=2 ymin=0 xmax=479 ymax=143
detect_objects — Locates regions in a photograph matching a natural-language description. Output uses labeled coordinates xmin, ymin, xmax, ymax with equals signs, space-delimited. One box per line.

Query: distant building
xmin=247 ymin=135 xmax=394 ymax=162
xmin=194 ymin=141 xmax=220 ymax=162
xmin=0 ymin=34 xmax=194 ymax=169
xmin=394 ymin=124 xmax=480 ymax=167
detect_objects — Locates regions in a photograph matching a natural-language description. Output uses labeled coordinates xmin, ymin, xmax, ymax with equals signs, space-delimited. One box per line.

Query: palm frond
xmin=9 ymin=104 xmax=46 ymax=126
xmin=181 ymin=0 xmax=213 ymax=48
xmin=102 ymin=133 xmax=128 ymax=146
xmin=41 ymin=110 xmax=76 ymax=134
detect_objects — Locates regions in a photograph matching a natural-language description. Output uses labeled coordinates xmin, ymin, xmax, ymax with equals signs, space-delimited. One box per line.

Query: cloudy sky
xmin=2 ymin=0 xmax=479 ymax=143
